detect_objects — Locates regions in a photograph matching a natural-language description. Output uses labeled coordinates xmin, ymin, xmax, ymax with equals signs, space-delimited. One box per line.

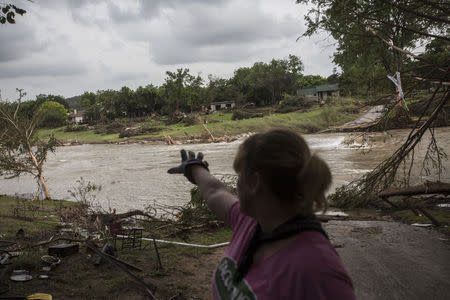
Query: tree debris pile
xmin=372 ymin=105 xmax=413 ymax=131
xmin=232 ymin=110 xmax=265 ymax=120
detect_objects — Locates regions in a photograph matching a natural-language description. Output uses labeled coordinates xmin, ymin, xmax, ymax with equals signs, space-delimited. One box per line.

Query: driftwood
xmin=379 ymin=181 xmax=450 ymax=198
xmin=94 ymin=210 xmax=154 ymax=228
xmin=164 ymin=135 xmax=176 ymax=145
xmin=202 ymin=123 xmax=215 ymax=141
xmin=9 ymin=237 xmax=87 ymax=252
xmin=378 ymin=181 xmax=449 ymax=227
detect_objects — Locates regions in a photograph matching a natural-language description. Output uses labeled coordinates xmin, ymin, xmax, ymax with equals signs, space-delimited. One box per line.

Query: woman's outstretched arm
xmin=191 ymin=165 xmax=237 ymax=225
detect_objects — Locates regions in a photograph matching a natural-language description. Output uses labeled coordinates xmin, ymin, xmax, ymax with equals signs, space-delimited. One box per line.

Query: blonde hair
xmin=233 ymin=129 xmax=331 ymax=215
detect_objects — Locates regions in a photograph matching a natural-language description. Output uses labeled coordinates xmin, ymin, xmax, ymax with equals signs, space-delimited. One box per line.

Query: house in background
xmin=68 ymin=109 xmax=86 ymax=124
xmin=202 ymin=101 xmax=235 ymax=113
xmin=297 ymin=84 xmax=340 ymax=103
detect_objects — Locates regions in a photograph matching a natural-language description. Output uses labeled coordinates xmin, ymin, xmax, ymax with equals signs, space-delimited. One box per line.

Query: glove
xmin=167 ymin=149 xmax=209 ymax=184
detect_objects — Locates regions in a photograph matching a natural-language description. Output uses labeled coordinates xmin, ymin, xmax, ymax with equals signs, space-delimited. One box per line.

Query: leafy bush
xmin=38 ymin=101 xmax=68 ymax=128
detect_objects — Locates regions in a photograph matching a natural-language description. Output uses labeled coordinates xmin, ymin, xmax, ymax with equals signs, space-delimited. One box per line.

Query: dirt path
xmin=344 ymin=105 xmax=386 ymax=126
xmin=325 ymin=220 xmax=450 ymax=300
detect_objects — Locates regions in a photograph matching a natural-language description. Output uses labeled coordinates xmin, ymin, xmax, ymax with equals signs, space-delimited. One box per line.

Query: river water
xmin=1 ymin=128 xmax=449 ymax=212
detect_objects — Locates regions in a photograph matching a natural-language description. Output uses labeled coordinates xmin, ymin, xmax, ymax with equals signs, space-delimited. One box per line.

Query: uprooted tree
xmin=0 ymin=89 xmax=58 ymax=199
xmin=297 ymin=0 xmax=449 ymax=208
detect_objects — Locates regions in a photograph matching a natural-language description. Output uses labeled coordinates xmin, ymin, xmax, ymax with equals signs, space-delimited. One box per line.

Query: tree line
xmin=79 ymin=55 xmax=320 ymax=122
xmin=4 ymin=55 xmax=342 ymax=126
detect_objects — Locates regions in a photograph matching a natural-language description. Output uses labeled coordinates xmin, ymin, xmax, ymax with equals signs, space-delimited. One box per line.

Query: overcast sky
xmin=0 ymin=0 xmax=337 ymax=101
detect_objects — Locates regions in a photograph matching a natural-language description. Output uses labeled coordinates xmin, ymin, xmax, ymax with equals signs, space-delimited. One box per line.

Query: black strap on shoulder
xmin=233 ymin=214 xmax=328 ymax=283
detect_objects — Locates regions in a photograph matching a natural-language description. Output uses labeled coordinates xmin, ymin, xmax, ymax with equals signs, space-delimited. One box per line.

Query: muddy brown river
xmin=1 ymin=128 xmax=449 ymax=212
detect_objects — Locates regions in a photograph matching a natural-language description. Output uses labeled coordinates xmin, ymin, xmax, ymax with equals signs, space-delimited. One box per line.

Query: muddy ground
xmin=326 ymin=220 xmax=450 ymax=299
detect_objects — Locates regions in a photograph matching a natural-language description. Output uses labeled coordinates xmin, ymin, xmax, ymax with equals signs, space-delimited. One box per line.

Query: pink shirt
xmin=212 ymin=202 xmax=355 ymax=299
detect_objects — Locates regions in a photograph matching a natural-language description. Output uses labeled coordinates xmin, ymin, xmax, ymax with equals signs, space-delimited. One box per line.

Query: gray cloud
xmin=67 ymin=0 xmax=228 ymax=25
xmin=0 ymin=24 xmax=45 ymax=62
xmin=0 ymin=0 xmax=336 ymax=100
xmin=0 ymin=61 xmax=86 ymax=79
xmin=146 ymin=2 xmax=301 ymax=64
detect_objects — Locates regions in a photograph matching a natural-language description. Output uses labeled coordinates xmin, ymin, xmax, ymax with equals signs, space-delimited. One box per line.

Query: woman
xmin=168 ymin=129 xmax=355 ymax=299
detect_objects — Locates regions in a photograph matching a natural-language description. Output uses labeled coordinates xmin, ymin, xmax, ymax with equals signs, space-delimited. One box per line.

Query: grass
xmin=37 ymin=98 xmax=362 ymax=144
xmin=391 ymin=208 xmax=450 ymax=235
xmin=38 ymin=127 xmax=119 ymax=143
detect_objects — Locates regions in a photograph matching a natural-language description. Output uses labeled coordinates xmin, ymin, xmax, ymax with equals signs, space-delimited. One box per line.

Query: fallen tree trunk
xmin=378 ymin=181 xmax=450 ymax=198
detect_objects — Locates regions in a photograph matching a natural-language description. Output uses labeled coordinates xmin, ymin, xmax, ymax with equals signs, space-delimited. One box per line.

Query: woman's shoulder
xmin=267 ymin=230 xmax=344 ymax=276
xmin=228 ymin=202 xmax=256 ymax=232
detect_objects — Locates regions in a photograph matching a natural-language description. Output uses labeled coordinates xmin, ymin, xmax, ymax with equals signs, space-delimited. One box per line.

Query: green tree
xmin=185 ymin=74 xmax=204 ymax=112
xmin=205 ymin=75 xmax=239 ymax=104
xmin=36 ymin=94 xmax=70 ymax=110
xmin=163 ymin=68 xmax=196 ymax=113
xmin=230 ymin=55 xmax=303 ymax=106
xmin=135 ymin=84 xmax=162 ymax=115
xmin=39 ymin=101 xmax=68 ymax=128
xmin=0 ymin=89 xmax=58 ymax=199
xmin=297 ymin=0 xmax=448 ymax=94
xmin=298 ymin=75 xmax=328 ymax=88
xmin=81 ymin=91 xmax=100 ymax=121
xmin=0 ymin=4 xmax=26 ymax=24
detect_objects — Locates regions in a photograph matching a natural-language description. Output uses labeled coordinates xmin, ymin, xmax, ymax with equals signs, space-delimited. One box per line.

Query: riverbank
xmin=1 ymin=195 xmax=449 ymax=299
xmin=37 ymin=98 xmax=361 ymax=145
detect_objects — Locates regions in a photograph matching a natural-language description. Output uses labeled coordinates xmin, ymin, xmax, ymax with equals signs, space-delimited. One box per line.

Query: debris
xmin=324 ymin=211 xmax=349 ymax=217
xmin=48 ymin=243 xmax=79 ymax=257
xmin=379 ymin=181 xmax=450 ymax=197
xmin=0 ymin=254 xmax=9 ymax=265
xmin=16 ymin=228 xmax=25 ymax=238
xmin=411 ymin=223 xmax=433 ymax=227
xmin=95 ymin=210 xmax=153 ymax=231
xmin=41 ymin=255 xmax=61 ymax=267
xmin=95 ymin=242 xmax=116 ymax=266
xmin=8 ymin=237 xmax=86 ymax=252
xmin=332 ymin=243 xmax=344 ymax=248
xmin=10 ymin=274 xmax=33 ymax=282
xmin=0 ymin=240 xmax=16 ymax=248
xmin=152 ymin=237 xmax=163 ymax=270
xmin=26 ymin=293 xmax=52 ymax=300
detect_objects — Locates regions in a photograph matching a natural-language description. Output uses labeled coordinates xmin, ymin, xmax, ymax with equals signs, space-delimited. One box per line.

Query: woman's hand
xmin=167 ymin=149 xmax=237 ymax=224
xmin=167 ymin=149 xmax=209 ymax=184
